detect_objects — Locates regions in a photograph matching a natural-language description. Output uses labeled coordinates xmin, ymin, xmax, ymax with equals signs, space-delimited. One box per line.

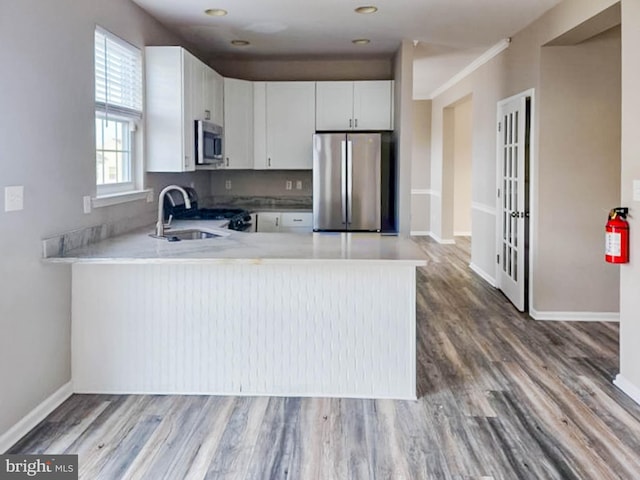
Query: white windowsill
xmin=92 ymin=189 xmax=153 ymax=208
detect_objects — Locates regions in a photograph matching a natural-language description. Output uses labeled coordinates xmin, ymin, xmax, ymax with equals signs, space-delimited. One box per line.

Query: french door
xmin=496 ymin=93 xmax=530 ymax=311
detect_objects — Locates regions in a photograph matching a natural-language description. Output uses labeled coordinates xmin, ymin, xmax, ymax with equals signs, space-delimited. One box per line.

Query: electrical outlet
xmin=146 ymin=189 xmax=154 ymax=203
xmin=285 ymin=180 xmax=292 ymax=190
xmin=225 ymin=180 xmax=232 ymax=190
xmin=83 ymin=196 xmax=92 ymax=214
xmin=4 ymin=186 xmax=24 ymax=212
xmin=296 ymin=180 xmax=302 ymax=190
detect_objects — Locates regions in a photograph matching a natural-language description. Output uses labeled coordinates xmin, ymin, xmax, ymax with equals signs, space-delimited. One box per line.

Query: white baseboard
xmin=0 ymin=381 xmax=73 ymax=454
xmin=469 ymin=263 xmax=496 ymax=287
xmin=410 ymin=230 xmax=431 ymax=236
xmin=614 ymin=374 xmax=640 ymax=406
xmin=428 ymin=232 xmax=456 ymax=245
xmin=454 ymin=231 xmax=471 ymax=237
xmin=529 ymin=309 xmax=619 ymax=322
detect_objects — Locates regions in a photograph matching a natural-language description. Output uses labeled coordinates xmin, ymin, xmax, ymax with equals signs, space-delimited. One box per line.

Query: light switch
xmin=634 ymin=180 xmax=640 ymax=202
xmin=83 ymin=196 xmax=92 ymax=214
xmin=285 ymin=180 xmax=292 ymax=190
xmin=225 ymin=180 xmax=232 ymax=190
xmin=296 ymin=180 xmax=303 ymax=190
xmin=4 ymin=186 xmax=24 ymax=212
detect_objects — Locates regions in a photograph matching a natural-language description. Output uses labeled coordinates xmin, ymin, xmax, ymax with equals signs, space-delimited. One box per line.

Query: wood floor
xmin=10 ymin=237 xmax=640 ymax=479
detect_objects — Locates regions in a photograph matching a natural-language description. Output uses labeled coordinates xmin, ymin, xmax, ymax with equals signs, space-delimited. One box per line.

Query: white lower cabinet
xmin=255 ymin=212 xmax=312 ymax=233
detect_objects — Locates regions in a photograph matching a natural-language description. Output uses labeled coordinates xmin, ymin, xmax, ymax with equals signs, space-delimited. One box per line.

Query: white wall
xmin=0 ymin=0 xmax=208 ymax=441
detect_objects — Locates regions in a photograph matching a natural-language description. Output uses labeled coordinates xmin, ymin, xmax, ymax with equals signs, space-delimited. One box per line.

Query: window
xmin=94 ymin=27 xmax=142 ymax=196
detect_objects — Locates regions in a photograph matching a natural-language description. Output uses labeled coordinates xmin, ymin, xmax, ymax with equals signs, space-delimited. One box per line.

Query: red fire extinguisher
xmin=605 ymin=207 xmax=629 ymax=264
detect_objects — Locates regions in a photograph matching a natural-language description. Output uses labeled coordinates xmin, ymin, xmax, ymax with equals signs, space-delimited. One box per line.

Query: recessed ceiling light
xmin=231 ymin=40 xmax=250 ymax=47
xmin=204 ymin=8 xmax=227 ymax=16
xmin=355 ymin=6 xmax=378 ymax=14
xmin=352 ymin=39 xmax=371 ymax=45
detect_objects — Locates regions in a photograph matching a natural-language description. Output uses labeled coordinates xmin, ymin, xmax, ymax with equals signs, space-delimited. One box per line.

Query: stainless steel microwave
xmin=195 ymin=120 xmax=223 ymax=166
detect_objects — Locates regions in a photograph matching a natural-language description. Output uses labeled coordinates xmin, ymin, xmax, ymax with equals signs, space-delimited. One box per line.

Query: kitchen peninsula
xmin=45 ymin=224 xmax=426 ymax=400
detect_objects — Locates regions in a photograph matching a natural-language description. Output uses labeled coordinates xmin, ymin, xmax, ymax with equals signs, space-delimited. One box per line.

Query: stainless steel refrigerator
xmin=313 ymin=133 xmax=381 ymax=232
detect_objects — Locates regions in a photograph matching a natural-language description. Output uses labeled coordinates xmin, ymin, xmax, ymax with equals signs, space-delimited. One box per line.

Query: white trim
xmin=614 ymin=375 xmax=640 ymax=407
xmin=454 ymin=231 xmax=471 ymax=237
xmin=92 ymin=189 xmax=153 ymax=208
xmin=428 ymin=232 xmax=456 ymax=244
xmin=430 ymin=191 xmax=442 ymax=198
xmin=429 ymin=38 xmax=511 ymax=99
xmin=411 ymin=189 xmax=436 ymax=195
xmin=469 ymin=262 xmax=496 ymax=287
xmin=410 ymin=230 xmax=431 ymax=236
xmin=472 ymin=202 xmax=496 ymax=216
xmin=529 ymin=308 xmax=619 ymax=322
xmin=0 ymin=382 xmax=73 ymax=454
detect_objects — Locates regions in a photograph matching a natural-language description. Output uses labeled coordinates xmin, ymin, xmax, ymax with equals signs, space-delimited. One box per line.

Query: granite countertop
xmin=44 ymin=219 xmax=426 ymax=266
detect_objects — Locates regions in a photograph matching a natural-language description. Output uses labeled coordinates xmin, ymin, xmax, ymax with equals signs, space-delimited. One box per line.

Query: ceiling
xmin=131 ymin=0 xmax=562 ymax=97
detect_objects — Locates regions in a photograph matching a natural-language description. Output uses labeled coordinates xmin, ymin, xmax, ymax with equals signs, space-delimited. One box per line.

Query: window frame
xmin=94 ymin=26 xmax=144 ymax=199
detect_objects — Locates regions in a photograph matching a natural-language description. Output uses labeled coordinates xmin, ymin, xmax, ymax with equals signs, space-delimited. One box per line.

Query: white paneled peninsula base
xmin=53 ymin=228 xmax=426 ymax=399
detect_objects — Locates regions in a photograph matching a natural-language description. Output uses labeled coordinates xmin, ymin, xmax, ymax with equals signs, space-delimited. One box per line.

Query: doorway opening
xmin=442 ymin=94 xmax=473 ymax=245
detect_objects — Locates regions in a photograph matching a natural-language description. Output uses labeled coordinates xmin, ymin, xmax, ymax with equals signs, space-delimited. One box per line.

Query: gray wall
xmin=210 ymin=57 xmax=393 ymax=81
xmin=394 ymin=41 xmax=414 ymax=236
xmin=427 ymin=0 xmax=620 ymax=297
xmin=411 ymin=100 xmax=432 ymax=234
xmin=0 ymin=0 xmax=207 ymax=439
xmin=210 ymin=170 xmax=312 ymax=198
xmin=536 ymin=26 xmax=621 ymax=312
xmin=620 ymin=0 xmax=640 ymax=394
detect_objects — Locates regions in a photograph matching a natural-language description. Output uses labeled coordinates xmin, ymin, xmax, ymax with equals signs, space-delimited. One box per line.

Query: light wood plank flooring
xmin=10 ymin=237 xmax=640 ymax=479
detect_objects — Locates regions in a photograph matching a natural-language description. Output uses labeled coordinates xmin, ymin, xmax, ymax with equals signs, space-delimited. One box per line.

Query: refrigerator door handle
xmin=341 ymin=140 xmax=347 ymax=225
xmin=347 ymin=140 xmax=353 ymax=225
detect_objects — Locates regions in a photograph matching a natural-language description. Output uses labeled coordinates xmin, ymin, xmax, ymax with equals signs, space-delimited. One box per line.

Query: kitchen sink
xmin=150 ymin=229 xmax=222 ymax=241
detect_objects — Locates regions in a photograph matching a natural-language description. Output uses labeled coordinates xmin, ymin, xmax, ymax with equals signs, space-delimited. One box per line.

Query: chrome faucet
xmin=155 ymin=185 xmax=191 ymax=237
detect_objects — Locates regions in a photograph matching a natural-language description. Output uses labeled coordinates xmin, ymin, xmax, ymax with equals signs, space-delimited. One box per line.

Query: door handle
xmin=510 ymin=212 xmax=518 ymax=218
xmin=341 ymin=141 xmax=347 ymax=225
xmin=347 ymin=140 xmax=353 ymax=224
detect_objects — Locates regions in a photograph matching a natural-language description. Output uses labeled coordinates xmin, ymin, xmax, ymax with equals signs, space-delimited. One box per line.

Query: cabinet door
xmin=280 ymin=212 xmax=312 ymax=233
xmin=253 ymin=82 xmax=268 ymax=169
xmin=223 ymin=78 xmax=253 ymax=169
xmin=266 ymin=82 xmax=315 ymax=169
xmin=182 ymin=50 xmax=197 ymax=171
xmin=208 ymin=68 xmax=225 ymax=126
xmin=315 ymin=81 xmax=354 ymax=131
xmin=256 ymin=212 xmax=281 ymax=232
xmin=352 ymin=81 xmax=393 ymax=131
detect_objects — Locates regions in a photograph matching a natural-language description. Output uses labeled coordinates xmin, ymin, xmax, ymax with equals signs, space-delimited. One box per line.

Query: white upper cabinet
xmin=256 ymin=82 xmax=315 ymax=170
xmin=253 ymin=82 xmax=267 ymax=169
xmin=223 ymin=78 xmax=253 ymax=169
xmin=145 ymin=47 xmax=225 ymax=172
xmin=145 ymin=47 xmax=196 ymax=172
xmin=207 ymin=68 xmax=224 ymax=126
xmin=316 ymin=80 xmax=394 ymax=131
xmin=315 ymin=82 xmax=354 ymax=131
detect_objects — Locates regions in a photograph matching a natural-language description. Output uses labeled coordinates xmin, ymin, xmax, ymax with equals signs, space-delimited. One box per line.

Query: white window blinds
xmin=94 ymin=27 xmax=142 ymax=117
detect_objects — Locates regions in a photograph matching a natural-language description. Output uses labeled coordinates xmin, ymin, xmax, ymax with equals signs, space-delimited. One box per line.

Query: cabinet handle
xmin=268 ymin=158 xmax=271 ymax=167
xmin=205 ymin=110 xmax=211 ymax=120
xmin=349 ymin=119 xmax=352 ymax=128
xmin=226 ymin=157 xmax=229 ymax=167
xmin=275 ymin=217 xmax=279 ymax=227
xmin=355 ymin=118 xmax=358 ymax=128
